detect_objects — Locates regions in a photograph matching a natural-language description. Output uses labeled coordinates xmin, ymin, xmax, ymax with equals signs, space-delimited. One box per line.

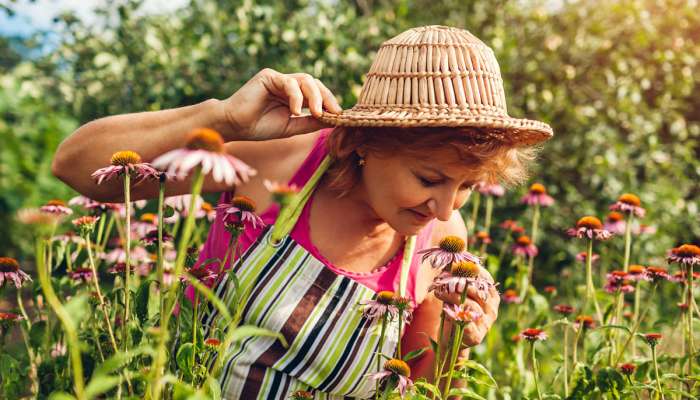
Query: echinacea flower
xmin=69 ymin=267 xmax=94 ymax=283
xmin=40 ymin=199 xmax=73 ymax=215
xmin=418 ymin=236 xmax=480 ymax=270
xmin=520 ymin=183 xmax=554 ymax=207
xmin=50 ymin=342 xmax=67 ymax=358
xmin=201 ymin=201 xmax=216 ymax=222
xmin=643 ymin=332 xmax=662 ymax=346
xmin=359 ymin=290 xmax=398 ymax=321
xmin=393 ymin=295 xmax=414 ymax=325
xmin=185 ymin=264 xmax=217 ymax=286
xmin=619 ymin=363 xmax=636 ymax=376
xmin=667 ymin=244 xmax=700 ymax=266
xmin=574 ymin=315 xmax=595 ymax=330
xmin=428 ymin=260 xmax=493 ymax=301
xmin=204 ymin=338 xmax=222 ymax=349
xmin=217 ymin=195 xmax=265 ymax=230
xmin=366 ymin=358 xmax=413 ymax=397
xmin=511 ymin=235 xmax=538 ymax=258
xmin=519 ymin=328 xmax=547 ymax=342
xmin=604 ymin=271 xmax=635 ymax=293
xmin=543 ymin=285 xmax=556 ymax=295
xmin=152 ymin=128 xmax=256 ymax=185
xmin=443 ymin=303 xmax=483 ymax=325
xmin=567 ymin=216 xmax=612 ymax=241
xmin=502 ymin=289 xmax=521 ymax=304
xmin=289 ymin=390 xmax=314 ymax=400
xmin=553 ymin=304 xmax=574 ymax=316
xmin=646 ymin=266 xmax=670 ymax=282
xmin=264 ymin=179 xmax=299 ymax=207
xmin=0 ymin=257 xmax=32 ymax=288
xmin=0 ymin=312 xmax=23 ymax=323
xmin=72 ymin=215 xmax=99 ymax=235
xmin=609 ymin=193 xmax=645 ymax=218
xmin=603 ymin=211 xmax=626 ymax=235
xmin=107 ymin=263 xmax=127 ymax=274
xmin=142 ymin=229 xmax=173 ymax=247
xmin=575 ymin=251 xmax=599 ymax=264
xmin=474 ymin=231 xmax=492 ymax=245
xmin=476 ymin=182 xmax=505 ymax=197
xmin=627 ymin=265 xmax=651 ymax=282
xmin=16 ymin=207 xmax=62 ymax=226
xmin=499 ymin=219 xmax=524 ymax=234
xmin=91 ymin=150 xmax=160 ymax=185
xmin=633 ymin=224 xmax=656 ymax=236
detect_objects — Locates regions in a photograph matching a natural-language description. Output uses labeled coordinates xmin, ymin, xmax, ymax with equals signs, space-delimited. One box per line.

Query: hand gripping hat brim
xmin=318 ymin=25 xmax=553 ymax=147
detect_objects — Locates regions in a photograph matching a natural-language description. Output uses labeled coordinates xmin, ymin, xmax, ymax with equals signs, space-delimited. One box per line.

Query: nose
xmin=427 ymin=187 xmax=470 ymax=221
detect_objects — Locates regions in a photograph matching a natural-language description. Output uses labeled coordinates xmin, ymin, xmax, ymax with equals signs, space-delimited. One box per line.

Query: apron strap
xmin=268 ymin=154 xmax=417 ymax=298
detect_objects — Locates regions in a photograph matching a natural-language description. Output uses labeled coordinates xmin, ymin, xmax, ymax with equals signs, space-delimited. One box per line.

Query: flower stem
xmin=192 ymin=292 xmax=199 ymax=367
xmin=563 ymin=325 xmax=569 ymax=397
xmin=153 ymin=169 xmax=205 ymax=399
xmin=442 ymin=322 xmax=465 ymax=399
xmin=531 ymin=342 xmax=543 ymax=400
xmin=686 ymin=263 xmax=695 ymax=377
xmin=123 ymin=173 xmax=132 ymax=352
xmin=584 ymin=239 xmax=604 ymax=324
xmin=614 ymin=284 xmax=657 ymax=365
xmin=432 ymin=311 xmax=446 ymax=388
xmin=375 ymin=312 xmax=388 ymax=400
xmin=484 ymin=196 xmax=494 ymax=235
xmin=627 ymin=375 xmax=641 ymax=400
xmin=156 ymin=180 xmax=166 ymax=321
xmin=16 ymin=288 xmax=37 ymax=395
xmin=651 ymin=344 xmax=664 ymax=400
xmin=397 ymin=315 xmax=403 ymax=359
xmin=632 ymin=282 xmax=641 ymax=357
xmin=466 ymin=192 xmax=481 ymax=249
xmin=526 ymin=204 xmax=540 ymax=288
xmin=36 ymin=239 xmax=85 ymax=400
xmin=84 ymin=233 xmax=119 ymax=353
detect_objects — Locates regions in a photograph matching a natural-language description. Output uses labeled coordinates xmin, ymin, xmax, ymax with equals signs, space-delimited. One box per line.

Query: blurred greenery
xmin=1 ymin=0 xmax=699 ymax=396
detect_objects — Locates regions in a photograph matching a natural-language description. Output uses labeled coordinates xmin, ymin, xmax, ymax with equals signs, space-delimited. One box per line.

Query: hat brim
xmin=318 ymin=109 xmax=553 ymax=147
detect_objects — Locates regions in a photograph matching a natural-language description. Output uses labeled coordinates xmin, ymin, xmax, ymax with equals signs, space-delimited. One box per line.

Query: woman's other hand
xmin=433 ymin=267 xmax=500 ymax=347
xmin=222 ymin=68 xmax=343 ymax=141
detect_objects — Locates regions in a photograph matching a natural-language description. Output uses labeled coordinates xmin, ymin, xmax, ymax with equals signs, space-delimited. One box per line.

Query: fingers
xmin=314 ymin=78 xmax=343 ymax=114
xmin=266 ymin=69 xmax=342 ymax=118
xmin=290 ymin=73 xmax=324 ymax=117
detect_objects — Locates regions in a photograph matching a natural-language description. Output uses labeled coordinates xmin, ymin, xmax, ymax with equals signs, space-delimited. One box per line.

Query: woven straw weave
xmin=318 ymin=25 xmax=553 ymax=146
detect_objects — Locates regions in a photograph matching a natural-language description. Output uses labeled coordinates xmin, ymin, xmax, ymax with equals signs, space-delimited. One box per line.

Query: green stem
xmin=433 ymin=312 xmax=446 ymax=388
xmin=526 ymin=204 xmax=540 ymax=289
xmin=531 ymin=342 xmax=543 ymax=400
xmin=484 ymin=196 xmax=494 ymax=235
xmin=397 ymin=314 xmax=403 ymax=359
xmin=627 ymin=375 xmax=641 ymax=400
xmin=123 ymin=173 xmax=132 ymax=353
xmin=614 ymin=284 xmax=657 ymax=365
xmin=686 ymin=263 xmax=694 ymax=377
xmin=442 ymin=322 xmax=465 ymax=399
xmin=584 ymin=239 xmax=604 ymax=324
xmin=36 ymin=239 xmax=85 ymax=400
xmin=622 ymin=213 xmax=633 ymax=272
xmin=192 ymin=292 xmax=199 ymax=368
xmin=651 ymin=344 xmax=664 ymax=400
xmin=153 ymin=169 xmax=205 ymax=399
xmin=156 ymin=181 xmax=166 ymax=322
xmin=16 ymin=288 xmax=37 ymax=395
xmin=632 ymin=282 xmax=641 ymax=357
xmin=375 ymin=313 xmax=388 ymax=400
xmin=563 ymin=326 xmax=569 ymax=397
xmin=466 ymin=192 xmax=481 ymax=249
xmin=84 ymin=233 xmax=119 ymax=353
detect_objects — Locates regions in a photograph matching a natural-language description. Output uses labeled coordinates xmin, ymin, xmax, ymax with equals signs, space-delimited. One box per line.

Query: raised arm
xmin=51 ymin=69 xmax=342 ymax=203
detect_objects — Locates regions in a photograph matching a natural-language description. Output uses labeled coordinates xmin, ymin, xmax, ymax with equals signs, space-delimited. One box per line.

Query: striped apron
xmin=201 ymin=155 xmax=417 ymax=399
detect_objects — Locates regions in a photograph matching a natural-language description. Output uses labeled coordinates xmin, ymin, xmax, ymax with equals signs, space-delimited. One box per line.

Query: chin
xmin=390 ymin=218 xmax=430 ymax=237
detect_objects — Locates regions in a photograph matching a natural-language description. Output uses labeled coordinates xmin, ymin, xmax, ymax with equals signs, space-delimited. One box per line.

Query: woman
xmin=53 ymin=25 xmax=552 ymax=398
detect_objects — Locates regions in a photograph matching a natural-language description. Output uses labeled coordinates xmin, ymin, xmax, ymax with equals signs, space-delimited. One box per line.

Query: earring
xmin=357 ymin=156 xmax=366 ymax=166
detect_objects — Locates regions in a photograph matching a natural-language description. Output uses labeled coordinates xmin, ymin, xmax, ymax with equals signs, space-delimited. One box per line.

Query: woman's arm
xmin=52 ymin=69 xmax=341 ymax=203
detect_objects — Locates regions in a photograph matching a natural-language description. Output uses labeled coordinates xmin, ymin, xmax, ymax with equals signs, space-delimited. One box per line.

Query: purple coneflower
xmin=603 ymin=211 xmax=626 ymax=235
xmin=142 ymin=229 xmax=173 ymax=247
xmin=519 ymin=328 xmax=547 ymax=342
xmin=418 ymin=236 xmax=480 ymax=270
xmin=567 ymin=216 xmax=612 ymax=241
xmin=443 ymin=303 xmax=483 ymax=324
xmin=429 ymin=260 xmax=493 ymax=301
xmin=543 ymin=285 xmax=557 ymax=295
xmin=627 ymin=265 xmax=651 ymax=282
xmin=667 ymin=244 xmax=700 ymax=266
xmin=217 ymin=195 xmax=265 ymax=230
xmin=289 ymin=390 xmax=314 ymax=400
xmin=604 ymin=271 xmax=635 ymax=294
xmin=152 ymin=128 xmax=255 ymax=185
xmin=0 ymin=312 xmax=23 ymax=323
xmin=16 ymin=207 xmax=62 ymax=226
xmin=476 ymin=182 xmax=505 ymax=197
xmin=499 ymin=219 xmax=524 ymax=234
xmin=575 ymin=251 xmax=599 ymax=264
xmin=359 ymin=290 xmax=398 ymax=321
xmin=609 ymin=193 xmax=645 ymax=218
xmin=574 ymin=315 xmax=595 ymax=330
xmin=633 ymin=223 xmax=656 ymax=236
xmin=619 ymin=363 xmax=636 ymax=376
xmin=366 ymin=358 xmax=413 ymax=397
xmin=185 ymin=264 xmax=217 ymax=286
xmin=474 ymin=231 xmax=492 ymax=245
xmin=40 ymin=199 xmax=73 ymax=215
xmin=511 ymin=235 xmax=538 ymax=258
xmin=502 ymin=289 xmax=521 ymax=304
xmin=264 ymin=179 xmax=299 ymax=207
xmin=553 ymin=304 xmax=574 ymax=316
xmin=646 ymin=267 xmax=670 ymax=282
xmin=0 ymin=257 xmax=32 ymax=288
xmin=72 ymin=215 xmax=99 ymax=235
xmin=92 ymin=150 xmax=160 ymax=185
xmin=69 ymin=267 xmax=94 ymax=283
xmin=520 ymin=183 xmax=554 ymax=207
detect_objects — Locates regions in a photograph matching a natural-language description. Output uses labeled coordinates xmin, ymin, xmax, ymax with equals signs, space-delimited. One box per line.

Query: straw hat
xmin=318 ymin=25 xmax=553 ymax=146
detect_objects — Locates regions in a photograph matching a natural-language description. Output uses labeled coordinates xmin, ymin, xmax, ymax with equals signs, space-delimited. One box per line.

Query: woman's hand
xmin=434 ymin=268 xmax=500 ymax=347
xmin=221 ymin=68 xmax=343 ymax=141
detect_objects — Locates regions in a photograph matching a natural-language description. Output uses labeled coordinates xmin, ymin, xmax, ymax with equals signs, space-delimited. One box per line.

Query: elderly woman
xmin=53 ymin=25 xmax=551 ymax=399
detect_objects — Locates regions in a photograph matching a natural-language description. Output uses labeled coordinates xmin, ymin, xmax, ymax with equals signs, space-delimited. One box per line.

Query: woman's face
xmin=359 ymin=147 xmax=480 ymax=236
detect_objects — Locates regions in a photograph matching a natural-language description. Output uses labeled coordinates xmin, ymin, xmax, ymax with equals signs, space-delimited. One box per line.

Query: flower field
xmin=0 ymin=127 xmax=698 ymax=399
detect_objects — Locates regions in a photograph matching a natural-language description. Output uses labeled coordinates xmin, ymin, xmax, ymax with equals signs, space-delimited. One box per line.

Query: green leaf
xmin=29 ymin=320 xmax=47 ymax=350
xmin=176 ymin=342 xmax=195 ymax=380
xmin=447 ymin=387 xmax=486 ymax=399
xmin=402 ymin=347 xmax=427 ymax=362
xmin=48 ymin=393 xmax=77 ymax=400
xmin=84 ymin=375 xmax=121 ymax=399
xmin=64 ymin=293 xmax=90 ymax=326
xmin=135 ymin=279 xmax=153 ymax=325
xmin=203 ymin=376 xmax=222 ymax=400
xmin=412 ymin=380 xmax=441 ymax=399
xmin=92 ymin=346 xmax=152 ymax=377
xmin=184 ymin=272 xmax=232 ymax=322
xmin=459 ymin=359 xmax=498 ymax=387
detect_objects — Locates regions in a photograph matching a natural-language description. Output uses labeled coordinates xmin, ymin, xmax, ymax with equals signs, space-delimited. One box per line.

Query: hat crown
xmin=358 ymin=25 xmax=507 ymax=115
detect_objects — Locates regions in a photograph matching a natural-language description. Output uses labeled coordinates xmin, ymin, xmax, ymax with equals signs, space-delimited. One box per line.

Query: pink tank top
xmin=193 ymin=128 xmax=435 ymax=302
